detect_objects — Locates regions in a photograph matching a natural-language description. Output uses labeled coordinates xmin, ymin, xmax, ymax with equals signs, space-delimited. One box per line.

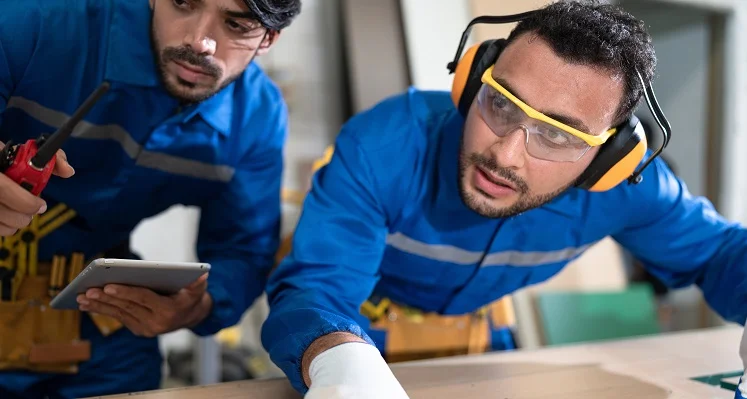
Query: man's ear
xmin=256 ymin=30 xmax=281 ymax=56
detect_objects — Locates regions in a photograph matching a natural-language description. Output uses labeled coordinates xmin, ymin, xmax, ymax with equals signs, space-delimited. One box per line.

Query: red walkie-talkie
xmin=0 ymin=82 xmax=110 ymax=196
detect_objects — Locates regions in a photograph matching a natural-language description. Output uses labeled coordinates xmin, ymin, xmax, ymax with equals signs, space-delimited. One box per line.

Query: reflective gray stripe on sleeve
xmin=386 ymin=232 xmax=590 ymax=267
xmin=7 ymin=96 xmax=235 ymax=182
xmin=481 ymin=244 xmax=591 ymax=267
xmin=386 ymin=232 xmax=483 ymax=265
xmin=135 ymin=151 xmax=235 ymax=181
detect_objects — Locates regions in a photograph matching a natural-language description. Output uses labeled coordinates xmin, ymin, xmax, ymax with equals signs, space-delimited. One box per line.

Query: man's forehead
xmin=490 ymin=36 xmax=623 ymax=135
xmin=195 ymin=0 xmax=251 ymax=12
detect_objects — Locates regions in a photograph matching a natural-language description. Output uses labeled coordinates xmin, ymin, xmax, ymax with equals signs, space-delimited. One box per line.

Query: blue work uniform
xmin=262 ymin=87 xmax=747 ymax=393
xmin=0 ymin=0 xmax=287 ymax=398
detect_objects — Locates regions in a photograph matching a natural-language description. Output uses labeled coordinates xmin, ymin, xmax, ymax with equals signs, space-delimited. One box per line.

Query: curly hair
xmin=242 ymin=0 xmax=301 ymax=31
xmin=506 ymin=0 xmax=656 ymax=125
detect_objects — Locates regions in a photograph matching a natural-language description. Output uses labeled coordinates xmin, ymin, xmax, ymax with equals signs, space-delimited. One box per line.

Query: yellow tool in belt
xmin=0 ymin=204 xmax=77 ymax=302
xmin=0 ymin=202 xmax=123 ymax=374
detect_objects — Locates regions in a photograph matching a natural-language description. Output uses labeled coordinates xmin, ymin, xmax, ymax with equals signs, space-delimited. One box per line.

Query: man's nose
xmin=491 ymin=126 xmax=527 ymax=170
xmin=183 ymin=18 xmax=217 ymax=56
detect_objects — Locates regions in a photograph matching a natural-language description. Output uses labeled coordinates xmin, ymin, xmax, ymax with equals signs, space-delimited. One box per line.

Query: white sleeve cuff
xmin=306 ymin=342 xmax=409 ymax=399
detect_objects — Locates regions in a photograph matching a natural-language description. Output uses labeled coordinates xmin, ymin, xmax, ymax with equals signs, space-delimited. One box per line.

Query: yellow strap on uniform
xmin=312 ymin=146 xmax=334 ymax=173
xmin=37 ymin=204 xmax=77 ymax=239
xmin=0 ymin=235 xmax=17 ymax=269
xmin=400 ymin=306 xmax=425 ymax=324
xmin=360 ymin=298 xmax=391 ymax=321
xmin=280 ymin=189 xmax=306 ymax=207
xmin=13 ymin=204 xmax=76 ymax=277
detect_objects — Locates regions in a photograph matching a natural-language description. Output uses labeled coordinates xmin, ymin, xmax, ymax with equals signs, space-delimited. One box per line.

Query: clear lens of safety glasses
xmin=476 ymin=84 xmax=592 ymax=162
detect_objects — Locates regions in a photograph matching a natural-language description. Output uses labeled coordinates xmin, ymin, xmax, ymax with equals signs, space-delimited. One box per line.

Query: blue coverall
xmin=262 ymin=87 xmax=747 ymax=394
xmin=0 ymin=1 xmax=287 ymax=397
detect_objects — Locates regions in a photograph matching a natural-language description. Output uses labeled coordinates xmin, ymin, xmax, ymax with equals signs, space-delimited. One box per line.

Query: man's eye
xmin=172 ymin=0 xmax=190 ymax=9
xmin=545 ymin=130 xmax=569 ymax=144
xmin=491 ymin=92 xmax=511 ymax=111
xmin=226 ymin=19 xmax=248 ymax=32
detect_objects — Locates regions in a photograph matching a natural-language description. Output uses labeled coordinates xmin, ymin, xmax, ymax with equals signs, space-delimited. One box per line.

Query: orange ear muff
xmin=450 ymin=39 xmax=508 ymax=117
xmin=450 ymin=43 xmax=483 ymax=109
xmin=589 ymin=138 xmax=647 ymax=191
xmin=575 ymin=116 xmax=648 ymax=192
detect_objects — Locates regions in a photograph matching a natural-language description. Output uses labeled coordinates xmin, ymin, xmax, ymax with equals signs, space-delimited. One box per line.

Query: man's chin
xmin=164 ymin=79 xmax=218 ymax=103
xmin=462 ymin=187 xmax=521 ymax=218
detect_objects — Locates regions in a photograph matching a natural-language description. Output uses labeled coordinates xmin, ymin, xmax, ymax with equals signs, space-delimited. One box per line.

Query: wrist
xmin=302 ymin=332 xmax=367 ymax=388
xmin=303 ymin=341 xmax=409 ymax=399
xmin=186 ymin=292 xmax=213 ymax=328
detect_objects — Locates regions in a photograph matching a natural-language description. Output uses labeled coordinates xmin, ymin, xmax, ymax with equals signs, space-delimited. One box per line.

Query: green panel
xmin=721 ymin=376 xmax=741 ymax=391
xmin=690 ymin=371 xmax=742 ymax=391
xmin=536 ymin=284 xmax=661 ymax=346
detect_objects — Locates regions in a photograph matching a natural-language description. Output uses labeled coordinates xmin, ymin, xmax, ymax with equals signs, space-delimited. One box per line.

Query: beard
xmin=149 ymin=18 xmax=244 ymax=104
xmin=457 ymin=135 xmax=574 ymax=218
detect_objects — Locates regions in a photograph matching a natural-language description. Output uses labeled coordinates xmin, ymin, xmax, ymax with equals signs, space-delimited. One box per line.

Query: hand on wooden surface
xmin=304 ymin=342 xmax=410 ymax=399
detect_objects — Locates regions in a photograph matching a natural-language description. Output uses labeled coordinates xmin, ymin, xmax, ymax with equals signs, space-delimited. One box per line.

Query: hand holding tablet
xmin=51 ymin=258 xmax=212 ymax=336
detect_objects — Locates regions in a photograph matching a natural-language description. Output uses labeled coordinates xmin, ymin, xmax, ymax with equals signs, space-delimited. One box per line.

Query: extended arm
xmin=261 ymin=130 xmax=391 ymax=392
xmin=613 ymin=157 xmax=747 ymax=324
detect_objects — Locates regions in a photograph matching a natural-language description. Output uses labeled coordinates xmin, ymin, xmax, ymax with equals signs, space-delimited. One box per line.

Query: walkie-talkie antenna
xmin=31 ymin=82 xmax=110 ymax=168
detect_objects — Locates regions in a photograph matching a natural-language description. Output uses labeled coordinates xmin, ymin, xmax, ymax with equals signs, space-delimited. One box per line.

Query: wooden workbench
xmin=91 ymin=326 xmax=744 ymax=399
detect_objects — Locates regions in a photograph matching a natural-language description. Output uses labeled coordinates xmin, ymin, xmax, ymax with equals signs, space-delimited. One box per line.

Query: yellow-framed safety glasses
xmin=477 ymin=65 xmax=618 ymax=162
xmin=481 ymin=65 xmax=616 ymax=146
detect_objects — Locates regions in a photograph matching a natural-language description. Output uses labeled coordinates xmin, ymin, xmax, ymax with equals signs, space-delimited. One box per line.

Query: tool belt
xmin=361 ymin=296 xmax=516 ymax=363
xmin=0 ymin=204 xmax=124 ymax=374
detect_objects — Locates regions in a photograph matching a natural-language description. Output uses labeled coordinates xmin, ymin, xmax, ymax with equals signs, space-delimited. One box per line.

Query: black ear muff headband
xmin=447 ymin=12 xmax=672 ymax=192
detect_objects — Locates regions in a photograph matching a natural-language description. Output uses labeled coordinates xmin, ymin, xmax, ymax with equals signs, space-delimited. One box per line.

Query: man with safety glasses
xmin=262 ymin=1 xmax=746 ymax=398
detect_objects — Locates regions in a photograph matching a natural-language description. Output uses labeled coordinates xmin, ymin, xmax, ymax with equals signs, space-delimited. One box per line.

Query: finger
xmin=0 ymin=202 xmax=33 ymax=230
xmin=176 ymin=273 xmax=208 ymax=300
xmin=185 ymin=273 xmax=209 ymax=291
xmin=79 ymin=299 xmax=143 ymax=332
xmin=0 ymin=221 xmax=18 ymax=237
xmin=103 ymin=284 xmax=164 ymax=311
xmin=0 ymin=173 xmax=46 ymax=214
xmin=52 ymin=149 xmax=75 ymax=178
xmin=84 ymin=288 xmax=154 ymax=320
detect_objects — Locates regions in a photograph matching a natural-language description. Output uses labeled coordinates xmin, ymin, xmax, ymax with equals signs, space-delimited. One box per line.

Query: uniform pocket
xmin=370 ymin=302 xmax=489 ymax=363
xmin=0 ymin=275 xmax=88 ymax=373
xmin=0 ymin=300 xmax=35 ymax=366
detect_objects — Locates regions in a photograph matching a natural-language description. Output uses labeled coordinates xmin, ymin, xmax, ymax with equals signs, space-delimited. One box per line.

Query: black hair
xmin=506 ymin=0 xmax=656 ymax=125
xmin=242 ymin=0 xmax=301 ymax=31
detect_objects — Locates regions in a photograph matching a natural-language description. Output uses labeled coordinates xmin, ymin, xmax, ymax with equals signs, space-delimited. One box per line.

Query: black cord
xmin=628 ymin=70 xmax=672 ymax=184
xmin=447 ymin=12 xmax=537 ymax=74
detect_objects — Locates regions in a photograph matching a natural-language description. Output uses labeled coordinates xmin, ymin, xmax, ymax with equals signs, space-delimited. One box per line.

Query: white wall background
xmin=620 ymin=0 xmax=712 ymax=198
xmin=399 ymin=0 xmax=472 ymax=91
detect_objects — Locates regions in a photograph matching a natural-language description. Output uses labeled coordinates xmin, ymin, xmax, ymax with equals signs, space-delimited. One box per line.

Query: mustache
xmin=469 ymin=153 xmax=529 ymax=193
xmin=162 ymin=46 xmax=222 ymax=78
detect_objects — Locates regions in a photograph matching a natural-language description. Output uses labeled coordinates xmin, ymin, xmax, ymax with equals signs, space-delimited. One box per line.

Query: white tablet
xmin=49 ymin=258 xmax=211 ymax=310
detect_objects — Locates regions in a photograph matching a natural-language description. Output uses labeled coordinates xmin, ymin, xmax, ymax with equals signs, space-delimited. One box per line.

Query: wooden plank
xmin=88 ymin=326 xmax=743 ymax=399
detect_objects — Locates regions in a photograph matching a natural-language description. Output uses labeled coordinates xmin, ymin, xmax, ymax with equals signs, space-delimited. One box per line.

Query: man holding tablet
xmin=0 ymin=0 xmax=300 ymax=398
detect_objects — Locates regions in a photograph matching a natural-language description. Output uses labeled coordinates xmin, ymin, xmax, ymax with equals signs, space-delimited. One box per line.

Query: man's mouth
xmin=476 ymin=165 xmax=517 ymax=190
xmin=174 ymin=60 xmax=210 ymax=76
